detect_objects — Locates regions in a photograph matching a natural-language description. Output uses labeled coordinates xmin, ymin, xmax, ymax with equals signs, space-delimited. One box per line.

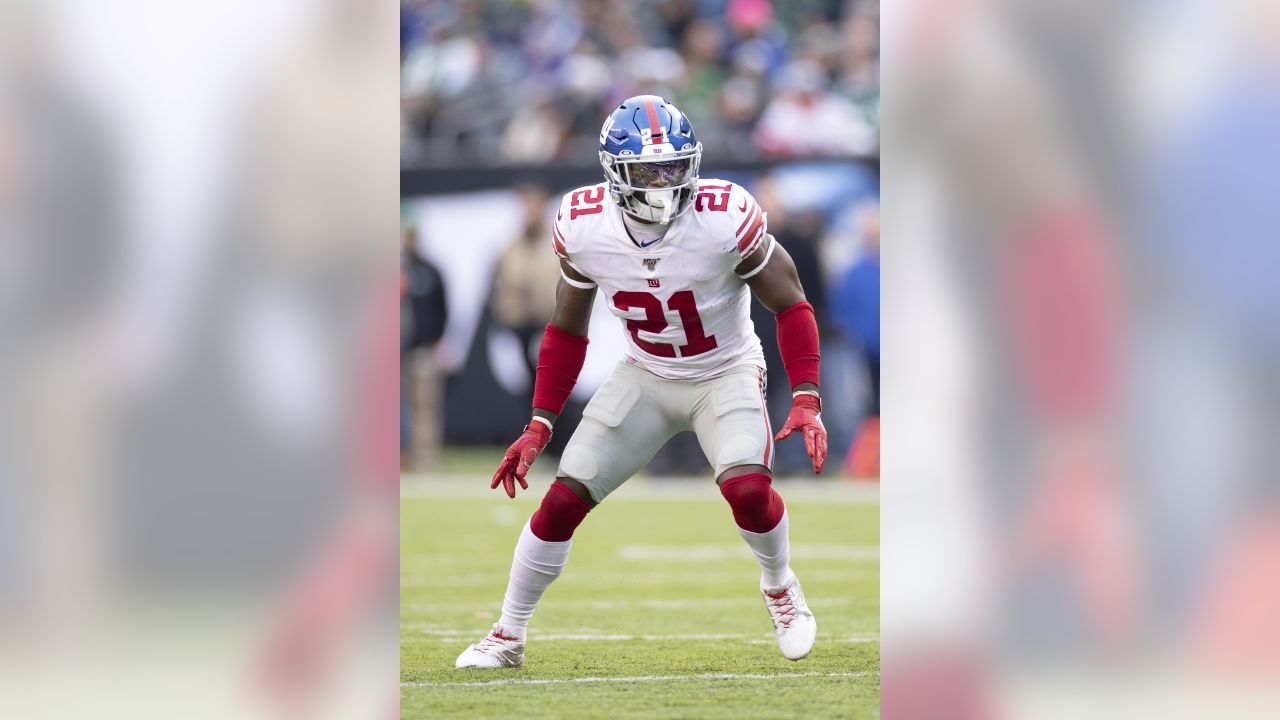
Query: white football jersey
xmin=551 ymin=179 xmax=774 ymax=380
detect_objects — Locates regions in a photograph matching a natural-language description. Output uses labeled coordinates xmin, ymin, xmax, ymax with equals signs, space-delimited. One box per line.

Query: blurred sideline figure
xmin=755 ymin=60 xmax=877 ymax=158
xmin=831 ymin=202 xmax=880 ymax=478
xmin=490 ymin=185 xmax=561 ymax=395
xmin=750 ymin=173 xmax=831 ymax=476
xmin=1149 ymin=8 xmax=1280 ymax=670
xmin=401 ymin=222 xmax=448 ymax=471
xmin=885 ymin=0 xmax=1133 ymax=714
xmin=249 ymin=0 xmax=399 ymax=716
xmin=0 ymin=2 xmax=121 ymax=661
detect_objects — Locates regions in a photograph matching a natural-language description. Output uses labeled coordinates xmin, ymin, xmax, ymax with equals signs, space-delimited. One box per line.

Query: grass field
xmin=401 ymin=475 xmax=880 ymax=719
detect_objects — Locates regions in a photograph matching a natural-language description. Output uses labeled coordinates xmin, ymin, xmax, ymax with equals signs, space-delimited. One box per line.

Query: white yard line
xmin=401 ymin=476 xmax=879 ymax=504
xmin=401 ymin=573 xmax=727 ymax=588
xmin=404 ymin=595 xmax=868 ymax=612
xmin=747 ymin=636 xmax=880 ymax=645
xmin=402 ymin=626 xmax=880 ymax=643
xmin=403 ymin=568 xmax=876 ymax=588
xmin=616 ymin=543 xmax=879 ymax=561
xmin=413 ymin=631 xmax=880 ymax=643
xmin=402 ymin=671 xmax=876 ymax=688
xmin=448 ymin=633 xmax=753 ymax=642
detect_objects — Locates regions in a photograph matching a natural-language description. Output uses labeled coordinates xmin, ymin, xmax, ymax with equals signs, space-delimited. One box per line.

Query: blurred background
xmin=882 ymin=0 xmax=1280 ymax=717
xmin=399 ymin=0 xmax=882 ymax=481
xmin=0 ymin=1 xmax=398 ymax=718
xmin=17 ymin=0 xmax=1280 ymax=716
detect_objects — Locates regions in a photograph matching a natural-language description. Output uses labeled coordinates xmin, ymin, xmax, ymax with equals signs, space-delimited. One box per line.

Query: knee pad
xmin=719 ymin=472 xmax=784 ymax=533
xmin=530 ymin=481 xmax=592 ymax=542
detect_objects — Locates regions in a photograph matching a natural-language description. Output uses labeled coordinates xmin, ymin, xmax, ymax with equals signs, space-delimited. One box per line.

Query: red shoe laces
xmin=479 ymin=628 xmax=520 ymax=648
xmin=766 ymin=590 xmax=796 ymax=628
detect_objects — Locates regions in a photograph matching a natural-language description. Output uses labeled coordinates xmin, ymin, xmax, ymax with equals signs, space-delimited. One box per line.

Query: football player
xmin=456 ymin=96 xmax=827 ymax=669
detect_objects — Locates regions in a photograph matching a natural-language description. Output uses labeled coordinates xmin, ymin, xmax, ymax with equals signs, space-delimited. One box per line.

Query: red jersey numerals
xmin=612 ymin=290 xmax=719 ymax=358
xmin=613 ymin=291 xmax=672 ymax=357
xmin=569 ymin=186 xmax=606 ymax=220
xmin=667 ymin=290 xmax=719 ymax=355
xmin=694 ymin=183 xmax=731 ymax=212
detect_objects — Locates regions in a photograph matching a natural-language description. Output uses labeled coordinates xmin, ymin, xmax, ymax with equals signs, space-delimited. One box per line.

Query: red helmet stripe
xmin=642 ymin=99 xmax=663 ymax=144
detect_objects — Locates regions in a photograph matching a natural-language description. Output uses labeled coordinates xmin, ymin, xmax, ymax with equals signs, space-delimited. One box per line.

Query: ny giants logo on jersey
xmin=642 ymin=258 xmax=661 ymax=287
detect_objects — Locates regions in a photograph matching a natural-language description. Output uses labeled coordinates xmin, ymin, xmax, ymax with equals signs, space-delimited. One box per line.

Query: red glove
xmin=774 ymin=393 xmax=827 ymax=474
xmin=491 ymin=420 xmax=553 ymax=498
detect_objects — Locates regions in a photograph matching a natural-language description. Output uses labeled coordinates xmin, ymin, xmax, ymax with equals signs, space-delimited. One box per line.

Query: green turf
xmin=428 ymin=445 xmax=509 ymax=476
xmin=402 ymin=481 xmax=879 ymax=719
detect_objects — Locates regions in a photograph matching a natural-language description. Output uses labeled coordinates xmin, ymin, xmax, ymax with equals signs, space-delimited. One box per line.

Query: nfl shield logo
xmin=642 ymin=258 xmax=660 ymax=272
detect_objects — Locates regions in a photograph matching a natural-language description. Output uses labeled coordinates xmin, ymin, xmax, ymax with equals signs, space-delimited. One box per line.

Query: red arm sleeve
xmin=776 ymin=301 xmax=821 ymax=390
xmin=532 ymin=323 xmax=589 ymax=416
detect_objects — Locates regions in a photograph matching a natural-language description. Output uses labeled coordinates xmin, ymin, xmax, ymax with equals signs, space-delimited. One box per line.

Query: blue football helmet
xmin=598 ymin=95 xmax=703 ymax=224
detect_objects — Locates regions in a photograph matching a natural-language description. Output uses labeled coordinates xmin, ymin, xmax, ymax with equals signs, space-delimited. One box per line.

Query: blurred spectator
xmin=401 ymin=223 xmax=448 ymax=470
xmin=749 ymin=174 xmax=830 ymax=475
xmin=491 ymin=185 xmax=561 ymax=394
xmin=673 ymin=19 xmax=727 ymax=138
xmin=830 ymin=203 xmax=879 ymax=477
xmin=502 ymin=95 xmax=573 ymax=164
xmin=755 ymin=60 xmax=877 ymax=157
xmin=837 ymin=8 xmax=879 ymax=129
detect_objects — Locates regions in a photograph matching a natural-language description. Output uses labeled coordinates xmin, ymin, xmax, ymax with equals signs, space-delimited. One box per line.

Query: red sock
xmin=719 ymin=473 xmax=785 ymax=533
xmin=529 ymin=482 xmax=592 ymax=542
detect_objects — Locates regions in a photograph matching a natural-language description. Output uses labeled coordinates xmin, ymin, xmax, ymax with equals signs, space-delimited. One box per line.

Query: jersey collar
xmin=616 ymin=205 xmax=682 ymax=251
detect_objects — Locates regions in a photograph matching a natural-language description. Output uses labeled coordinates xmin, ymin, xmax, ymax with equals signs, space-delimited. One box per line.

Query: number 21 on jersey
xmin=612 ymin=290 xmax=718 ymax=358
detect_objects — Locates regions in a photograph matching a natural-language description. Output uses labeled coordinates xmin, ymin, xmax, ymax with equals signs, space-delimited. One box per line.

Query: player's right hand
xmin=774 ymin=393 xmax=828 ymax=475
xmin=490 ymin=420 xmax=553 ymax=498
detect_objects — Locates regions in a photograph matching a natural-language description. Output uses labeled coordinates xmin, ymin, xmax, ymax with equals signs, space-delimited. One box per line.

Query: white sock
xmin=737 ymin=510 xmax=794 ymax=589
xmin=497 ymin=520 xmax=572 ymax=639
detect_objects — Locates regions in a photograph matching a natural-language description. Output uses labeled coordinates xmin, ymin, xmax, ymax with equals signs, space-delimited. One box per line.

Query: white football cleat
xmin=762 ymin=576 xmax=817 ymax=660
xmin=455 ymin=624 xmax=526 ymax=669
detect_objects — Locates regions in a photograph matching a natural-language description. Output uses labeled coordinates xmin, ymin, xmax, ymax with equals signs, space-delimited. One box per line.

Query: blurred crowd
xmin=401 ymin=0 xmax=879 ymax=165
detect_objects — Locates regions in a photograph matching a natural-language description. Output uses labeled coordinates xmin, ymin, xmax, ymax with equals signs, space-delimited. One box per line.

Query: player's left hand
xmin=490 ymin=421 xmax=553 ymax=498
xmin=774 ymin=393 xmax=827 ymax=474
